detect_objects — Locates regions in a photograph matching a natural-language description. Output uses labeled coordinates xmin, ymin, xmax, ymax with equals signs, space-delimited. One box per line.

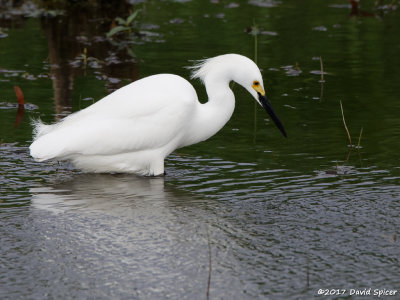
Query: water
xmin=1 ymin=1 xmax=400 ymax=299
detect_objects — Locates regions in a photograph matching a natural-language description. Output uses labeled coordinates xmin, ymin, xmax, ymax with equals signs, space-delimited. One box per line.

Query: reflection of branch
xmin=14 ymin=86 xmax=25 ymax=128
xmin=357 ymin=127 xmax=363 ymax=148
xmin=319 ymin=81 xmax=324 ymax=102
xmin=250 ymin=20 xmax=259 ymax=144
xmin=42 ymin=17 xmax=75 ymax=118
xmin=206 ymin=226 xmax=212 ymax=300
xmin=39 ymin=3 xmax=139 ymax=118
xmin=319 ymin=57 xmax=324 ymax=101
xmin=349 ymin=0 xmax=376 ymax=17
xmin=15 ymin=104 xmax=25 ymax=128
xmin=329 ymin=102 xmax=364 ymax=174
xmin=306 ymin=255 xmax=310 ymax=288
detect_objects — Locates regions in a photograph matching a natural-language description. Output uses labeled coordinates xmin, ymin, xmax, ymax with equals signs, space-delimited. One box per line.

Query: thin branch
xmin=252 ymin=19 xmax=259 ymax=143
xmin=357 ymin=126 xmax=363 ymax=148
xmin=319 ymin=56 xmax=325 ymax=82
xmin=340 ymin=100 xmax=352 ymax=146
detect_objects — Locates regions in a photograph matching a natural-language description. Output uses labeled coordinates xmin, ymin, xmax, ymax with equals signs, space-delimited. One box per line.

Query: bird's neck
xmin=183 ymin=79 xmax=235 ymax=147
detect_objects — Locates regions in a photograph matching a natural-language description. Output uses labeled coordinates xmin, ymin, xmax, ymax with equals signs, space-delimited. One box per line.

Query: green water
xmin=1 ymin=1 xmax=399 ymax=299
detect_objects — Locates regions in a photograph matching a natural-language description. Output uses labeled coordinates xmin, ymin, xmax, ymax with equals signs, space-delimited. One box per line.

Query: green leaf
xmin=107 ymin=26 xmax=128 ymax=37
xmin=126 ymin=9 xmax=141 ymax=25
xmin=115 ymin=17 xmax=127 ymax=25
xmin=126 ymin=47 xmax=136 ymax=58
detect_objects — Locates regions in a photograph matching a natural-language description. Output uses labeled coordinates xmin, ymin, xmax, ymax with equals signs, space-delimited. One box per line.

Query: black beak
xmin=258 ymin=92 xmax=287 ymax=138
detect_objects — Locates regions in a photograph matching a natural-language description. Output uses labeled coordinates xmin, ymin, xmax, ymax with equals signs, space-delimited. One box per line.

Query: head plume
xmin=187 ymin=58 xmax=215 ymax=83
xmin=187 ymin=54 xmax=261 ymax=86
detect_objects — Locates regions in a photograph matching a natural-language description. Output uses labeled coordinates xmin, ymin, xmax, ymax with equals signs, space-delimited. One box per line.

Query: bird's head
xmin=190 ymin=54 xmax=287 ymax=138
xmin=233 ymin=57 xmax=287 ymax=138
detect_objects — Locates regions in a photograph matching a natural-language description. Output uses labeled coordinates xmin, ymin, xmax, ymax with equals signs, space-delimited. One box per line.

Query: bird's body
xmin=30 ymin=54 xmax=286 ymax=176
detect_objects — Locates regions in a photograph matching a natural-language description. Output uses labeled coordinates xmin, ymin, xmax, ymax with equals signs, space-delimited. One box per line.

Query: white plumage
xmin=30 ymin=54 xmax=286 ymax=176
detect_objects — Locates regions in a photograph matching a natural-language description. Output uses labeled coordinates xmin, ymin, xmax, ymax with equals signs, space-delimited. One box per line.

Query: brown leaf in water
xmin=14 ymin=104 xmax=25 ymax=128
xmin=14 ymin=86 xmax=25 ymax=128
xmin=14 ymin=85 xmax=25 ymax=105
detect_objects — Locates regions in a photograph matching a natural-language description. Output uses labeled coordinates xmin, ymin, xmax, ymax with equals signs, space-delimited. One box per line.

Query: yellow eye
xmin=252 ymin=80 xmax=265 ymax=96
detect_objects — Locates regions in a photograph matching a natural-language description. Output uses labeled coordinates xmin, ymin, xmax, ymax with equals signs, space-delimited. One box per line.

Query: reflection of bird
xmin=30 ymin=54 xmax=286 ymax=176
xmin=30 ymin=174 xmax=168 ymax=213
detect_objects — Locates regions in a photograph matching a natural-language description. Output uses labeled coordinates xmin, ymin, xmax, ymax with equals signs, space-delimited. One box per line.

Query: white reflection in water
xmin=26 ymin=172 xmax=273 ymax=299
xmin=30 ymin=174 xmax=171 ymax=214
xmin=27 ymin=174 xmax=222 ymax=299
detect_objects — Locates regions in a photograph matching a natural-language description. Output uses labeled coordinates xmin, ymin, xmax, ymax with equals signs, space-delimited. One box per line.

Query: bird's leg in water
xmin=150 ymin=159 xmax=164 ymax=176
xmin=152 ymin=171 xmax=167 ymax=177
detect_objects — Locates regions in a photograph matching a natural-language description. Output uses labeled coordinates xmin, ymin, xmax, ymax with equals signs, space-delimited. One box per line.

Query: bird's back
xmin=30 ymin=74 xmax=198 ymax=163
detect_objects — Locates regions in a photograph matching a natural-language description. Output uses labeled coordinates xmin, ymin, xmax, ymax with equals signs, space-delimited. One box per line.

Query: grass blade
xmin=126 ymin=9 xmax=141 ymax=25
xmin=107 ymin=26 xmax=127 ymax=37
xmin=319 ymin=56 xmax=325 ymax=83
xmin=115 ymin=17 xmax=126 ymax=25
xmin=340 ymin=100 xmax=352 ymax=146
xmin=357 ymin=126 xmax=363 ymax=148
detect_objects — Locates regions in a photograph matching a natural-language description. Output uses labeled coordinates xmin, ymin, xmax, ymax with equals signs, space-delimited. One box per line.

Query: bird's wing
xmin=30 ymin=74 xmax=198 ymax=160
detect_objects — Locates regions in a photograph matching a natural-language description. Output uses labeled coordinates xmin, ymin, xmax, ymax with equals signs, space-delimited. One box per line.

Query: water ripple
xmin=1 ymin=145 xmax=399 ymax=299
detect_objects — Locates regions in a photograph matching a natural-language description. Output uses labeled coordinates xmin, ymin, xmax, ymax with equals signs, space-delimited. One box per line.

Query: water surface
xmin=1 ymin=0 xmax=399 ymax=299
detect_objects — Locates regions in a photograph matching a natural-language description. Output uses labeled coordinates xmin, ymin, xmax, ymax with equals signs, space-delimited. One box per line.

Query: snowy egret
xmin=30 ymin=54 xmax=286 ymax=176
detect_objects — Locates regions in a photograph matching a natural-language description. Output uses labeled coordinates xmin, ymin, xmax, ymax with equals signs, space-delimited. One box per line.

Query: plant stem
xmin=253 ymin=19 xmax=258 ymax=143
xmin=340 ymin=100 xmax=352 ymax=146
xmin=254 ymin=33 xmax=258 ymax=65
xmin=319 ymin=56 xmax=324 ymax=82
xmin=357 ymin=127 xmax=363 ymax=148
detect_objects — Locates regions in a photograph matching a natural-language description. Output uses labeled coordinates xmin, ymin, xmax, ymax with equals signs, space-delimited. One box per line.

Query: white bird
xmin=30 ymin=54 xmax=286 ymax=176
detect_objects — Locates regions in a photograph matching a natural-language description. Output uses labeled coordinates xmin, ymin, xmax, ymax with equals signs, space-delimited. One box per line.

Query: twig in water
xmin=319 ymin=56 xmax=325 ymax=83
xmin=357 ymin=126 xmax=363 ymax=148
xmin=340 ymin=100 xmax=352 ymax=146
xmin=319 ymin=56 xmax=324 ymax=101
xmin=206 ymin=226 xmax=212 ymax=300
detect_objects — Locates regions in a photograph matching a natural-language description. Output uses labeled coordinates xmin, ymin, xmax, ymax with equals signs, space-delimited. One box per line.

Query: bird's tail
xmin=31 ymin=118 xmax=54 ymax=140
xmin=30 ymin=118 xmax=61 ymax=162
